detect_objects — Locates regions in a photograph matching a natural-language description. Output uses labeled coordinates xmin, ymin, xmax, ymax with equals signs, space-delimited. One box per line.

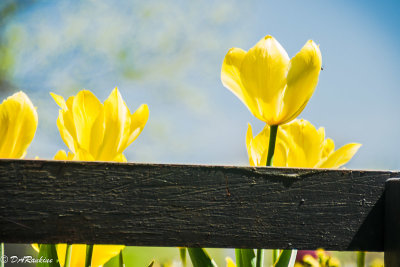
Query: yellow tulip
xmin=32 ymin=244 xmax=124 ymax=267
xmin=0 ymin=91 xmax=38 ymax=158
xmin=246 ymin=119 xmax=361 ymax=168
xmin=221 ymin=35 xmax=322 ymax=125
xmin=51 ymin=87 xmax=149 ymax=162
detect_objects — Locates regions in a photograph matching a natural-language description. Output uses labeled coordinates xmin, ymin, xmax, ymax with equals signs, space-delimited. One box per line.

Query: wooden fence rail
xmin=0 ymin=159 xmax=399 ymax=265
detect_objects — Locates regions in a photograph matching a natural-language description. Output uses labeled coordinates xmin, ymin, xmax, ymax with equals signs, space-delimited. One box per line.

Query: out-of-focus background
xmin=1 ymin=0 xmax=398 ymax=266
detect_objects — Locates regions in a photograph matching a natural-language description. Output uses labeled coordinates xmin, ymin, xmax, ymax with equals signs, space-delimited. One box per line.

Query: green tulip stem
xmin=266 ymin=125 xmax=278 ymax=166
xmin=1 ymin=243 xmax=4 ymax=267
xmin=85 ymin=244 xmax=94 ymax=267
xmin=266 ymin=125 xmax=279 ymax=265
xmin=64 ymin=244 xmax=72 ymax=267
xmin=179 ymin=247 xmax=187 ymax=266
xmin=256 ymin=248 xmax=263 ymax=267
xmin=357 ymin=251 xmax=365 ymax=267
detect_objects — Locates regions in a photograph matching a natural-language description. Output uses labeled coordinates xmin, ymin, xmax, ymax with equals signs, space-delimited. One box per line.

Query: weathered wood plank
xmin=0 ymin=159 xmax=397 ymax=251
xmin=384 ymin=178 xmax=400 ymax=266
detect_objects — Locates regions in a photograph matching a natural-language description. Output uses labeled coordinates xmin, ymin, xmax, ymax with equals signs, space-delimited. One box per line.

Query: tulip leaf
xmin=36 ymin=244 xmax=60 ymax=267
xmin=274 ymin=250 xmax=297 ymax=267
xmin=235 ymin=248 xmax=243 ymax=267
xmin=240 ymin=249 xmax=256 ymax=267
xmin=179 ymin=247 xmax=187 ymax=266
xmin=187 ymin=248 xmax=217 ymax=267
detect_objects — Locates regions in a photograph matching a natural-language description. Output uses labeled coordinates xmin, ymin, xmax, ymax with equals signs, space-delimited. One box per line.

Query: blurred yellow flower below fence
xmin=294 ymin=249 xmax=340 ymax=267
xmin=221 ymin=35 xmax=322 ymax=126
xmin=0 ymin=91 xmax=38 ymax=159
xmin=246 ymin=119 xmax=361 ymax=168
xmin=32 ymin=244 xmax=124 ymax=267
xmin=52 ymin=87 xmax=149 ymax=162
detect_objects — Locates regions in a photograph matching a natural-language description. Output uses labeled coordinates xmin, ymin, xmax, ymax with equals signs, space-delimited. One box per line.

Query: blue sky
xmin=2 ymin=0 xmax=400 ymax=169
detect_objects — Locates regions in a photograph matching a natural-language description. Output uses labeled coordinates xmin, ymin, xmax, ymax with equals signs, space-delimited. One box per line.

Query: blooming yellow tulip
xmin=246 ymin=119 xmax=361 ymax=168
xmin=0 ymin=91 xmax=38 ymax=158
xmin=222 ymin=35 xmax=322 ymax=125
xmin=52 ymin=87 xmax=149 ymax=162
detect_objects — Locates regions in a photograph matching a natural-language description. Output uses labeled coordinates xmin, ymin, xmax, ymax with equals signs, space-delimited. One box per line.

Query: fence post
xmin=385 ymin=178 xmax=400 ymax=266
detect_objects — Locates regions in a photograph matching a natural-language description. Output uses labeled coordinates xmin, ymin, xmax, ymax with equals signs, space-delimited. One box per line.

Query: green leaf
xmin=235 ymin=249 xmax=243 ymax=267
xmin=274 ymin=250 xmax=297 ymax=267
xmin=240 ymin=249 xmax=256 ymax=267
xmin=147 ymin=260 xmax=154 ymax=267
xmin=187 ymin=248 xmax=217 ymax=267
xmin=36 ymin=244 xmax=60 ymax=267
xmin=179 ymin=247 xmax=187 ymax=266
xmin=119 ymin=250 xmax=124 ymax=267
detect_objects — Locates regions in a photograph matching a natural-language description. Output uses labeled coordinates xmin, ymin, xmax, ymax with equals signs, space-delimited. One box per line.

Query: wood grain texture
xmin=0 ymin=159 xmax=398 ymax=251
xmin=385 ymin=178 xmax=400 ymax=266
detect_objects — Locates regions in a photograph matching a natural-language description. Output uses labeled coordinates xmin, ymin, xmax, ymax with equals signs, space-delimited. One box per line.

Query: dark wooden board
xmin=385 ymin=178 xmax=400 ymax=265
xmin=0 ymin=159 xmax=398 ymax=251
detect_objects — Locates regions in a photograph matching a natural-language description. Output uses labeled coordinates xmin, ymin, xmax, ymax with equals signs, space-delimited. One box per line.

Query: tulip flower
xmin=246 ymin=119 xmax=361 ymax=168
xmin=221 ymin=35 xmax=322 ymax=126
xmin=52 ymin=87 xmax=149 ymax=162
xmin=0 ymin=91 xmax=38 ymax=158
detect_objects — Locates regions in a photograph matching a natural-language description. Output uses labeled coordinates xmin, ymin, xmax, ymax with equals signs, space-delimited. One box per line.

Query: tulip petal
xmin=54 ymin=150 xmax=68 ymax=160
xmin=74 ymin=148 xmax=95 ymax=161
xmin=317 ymin=143 xmax=361 ymax=168
xmin=222 ymin=48 xmax=258 ymax=112
xmin=321 ymin=138 xmax=335 ymax=159
xmin=92 ymin=245 xmax=125 ymax=267
xmin=272 ymin=141 xmax=288 ymax=167
xmin=58 ymin=245 xmax=124 ymax=267
xmin=57 ymin=244 xmax=86 ymax=267
xmin=50 ymin=92 xmax=68 ymax=110
xmin=280 ymin=40 xmax=322 ymax=124
xmin=113 ymin=153 xmax=128 ymax=162
xmin=226 ymin=257 xmax=236 ymax=267
xmin=56 ymin=110 xmax=77 ymax=153
xmin=280 ymin=119 xmax=324 ymax=167
xmin=240 ymin=36 xmax=290 ymax=123
xmin=125 ymin=103 xmax=149 ymax=149
xmin=246 ymin=123 xmax=269 ymax=166
xmin=0 ymin=92 xmax=38 ymax=158
xmin=72 ymin=90 xmax=103 ymax=152
xmin=51 ymin=93 xmax=79 ymax=154
xmin=97 ymin=88 xmax=130 ymax=160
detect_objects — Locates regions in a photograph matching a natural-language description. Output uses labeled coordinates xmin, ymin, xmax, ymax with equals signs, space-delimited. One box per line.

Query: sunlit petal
xmin=0 ymin=92 xmax=38 ymax=158
xmin=246 ymin=119 xmax=360 ymax=169
xmin=54 ymin=150 xmax=68 ymax=160
xmin=246 ymin=123 xmax=269 ymax=166
xmin=240 ymin=36 xmax=290 ymax=123
xmin=72 ymin=90 xmax=103 ymax=152
xmin=50 ymin=92 xmax=68 ymax=110
xmin=221 ymin=48 xmax=258 ymax=116
xmin=125 ymin=104 xmax=149 ymax=149
xmin=97 ymin=87 xmax=130 ymax=160
xmin=317 ymin=143 xmax=362 ymax=168
xmin=280 ymin=41 xmax=322 ymax=124
xmin=92 ymin=245 xmax=125 ymax=267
